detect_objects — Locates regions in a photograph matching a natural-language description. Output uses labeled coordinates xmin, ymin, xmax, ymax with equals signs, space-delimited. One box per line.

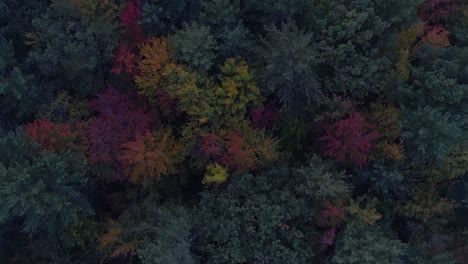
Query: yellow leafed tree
xmin=135 ymin=37 xmax=173 ymax=103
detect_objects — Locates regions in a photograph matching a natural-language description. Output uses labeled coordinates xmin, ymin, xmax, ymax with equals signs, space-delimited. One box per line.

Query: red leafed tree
xmin=88 ymin=86 xmax=155 ymax=181
xmin=121 ymin=0 xmax=143 ymax=42
xmin=248 ymin=104 xmax=280 ymax=130
xmin=320 ymin=112 xmax=380 ymax=167
xmin=418 ymin=0 xmax=463 ymax=26
xmin=321 ymin=227 xmax=337 ymax=250
xmin=199 ymin=127 xmax=278 ymax=174
xmin=111 ymin=42 xmax=142 ymax=76
xmin=317 ymin=200 xmax=345 ymax=250
xmin=24 ymin=119 xmax=88 ymax=153
xmin=199 ymin=132 xmax=256 ymax=173
xmin=317 ymin=200 xmax=346 ymax=228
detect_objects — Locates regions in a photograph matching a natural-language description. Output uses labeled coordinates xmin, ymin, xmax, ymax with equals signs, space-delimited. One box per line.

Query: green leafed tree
xmin=27 ymin=1 xmax=118 ymax=96
xmin=197 ymin=156 xmax=350 ymax=263
xmin=332 ymin=225 xmax=405 ymax=264
xmin=400 ymin=106 xmax=466 ymax=164
xmin=99 ymin=197 xmax=194 ymax=264
xmin=170 ymin=22 xmax=218 ymax=73
xmin=259 ymin=21 xmax=321 ymax=109
xmin=0 ymin=37 xmax=43 ymax=122
xmin=0 ymin=132 xmax=93 ymax=259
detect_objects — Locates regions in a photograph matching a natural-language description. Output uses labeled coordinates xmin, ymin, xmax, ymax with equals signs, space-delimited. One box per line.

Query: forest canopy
xmin=0 ymin=0 xmax=467 ymax=263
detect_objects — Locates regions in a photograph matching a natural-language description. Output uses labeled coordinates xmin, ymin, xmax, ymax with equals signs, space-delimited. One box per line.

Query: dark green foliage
xmin=197 ymin=157 xmax=350 ymax=263
xmin=0 ymin=37 xmax=43 ymax=121
xmin=242 ymin=0 xmax=308 ymax=31
xmin=296 ymin=156 xmax=351 ymax=200
xmin=109 ymin=197 xmax=195 ymax=264
xmin=357 ymin=160 xmax=413 ymax=200
xmin=404 ymin=246 xmax=458 ymax=264
xmin=401 ymin=106 xmax=466 ymax=164
xmin=0 ymin=150 xmax=92 ymax=235
xmin=447 ymin=175 xmax=468 ymax=228
xmin=316 ymin=0 xmax=399 ymax=97
xmin=141 ymin=0 xmax=199 ymax=35
xmin=171 ymin=22 xmax=218 ymax=72
xmin=0 ymin=0 xmax=48 ymax=46
xmin=0 ymin=132 xmax=94 ymax=260
xmin=28 ymin=1 xmax=118 ymax=96
xmin=0 ymin=130 xmax=37 ymax=167
xmin=259 ymin=21 xmax=321 ymax=108
xmin=396 ymin=45 xmax=468 ymax=113
xmin=198 ymin=0 xmax=255 ymax=60
xmin=333 ymin=225 xmax=405 ymax=264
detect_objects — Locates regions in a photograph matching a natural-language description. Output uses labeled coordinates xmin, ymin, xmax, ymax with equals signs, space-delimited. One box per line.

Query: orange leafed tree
xmin=422 ymin=26 xmax=451 ymax=48
xmin=118 ymin=130 xmax=181 ymax=183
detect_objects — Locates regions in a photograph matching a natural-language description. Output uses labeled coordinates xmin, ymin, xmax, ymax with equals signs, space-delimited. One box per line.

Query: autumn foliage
xmin=418 ymin=0 xmax=463 ymax=26
xmin=111 ymin=42 xmax=141 ymax=76
xmin=118 ymin=130 xmax=181 ymax=183
xmin=199 ymin=127 xmax=278 ymax=173
xmin=2 ymin=0 xmax=468 ymax=262
xmin=370 ymin=103 xmax=405 ymax=161
xmin=88 ymin=86 xmax=155 ymax=180
xmin=121 ymin=0 xmax=143 ymax=42
xmin=24 ymin=119 xmax=88 ymax=153
xmin=135 ymin=37 xmax=173 ymax=101
xmin=317 ymin=200 xmax=346 ymax=250
xmin=320 ymin=112 xmax=380 ymax=167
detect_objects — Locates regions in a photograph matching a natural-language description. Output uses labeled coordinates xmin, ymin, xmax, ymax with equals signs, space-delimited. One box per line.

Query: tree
xmin=88 ymin=86 xmax=155 ymax=181
xmin=0 ymin=142 xmax=93 ymax=257
xmin=214 ymin=57 xmax=262 ymax=121
xmin=170 ymin=22 xmax=218 ymax=72
xmin=357 ymin=160 xmax=413 ymax=200
xmin=259 ymin=21 xmax=321 ymax=108
xmin=134 ymin=37 xmax=173 ymax=102
xmin=118 ymin=130 xmax=182 ymax=184
xmin=248 ymin=103 xmax=280 ymax=130
xmin=393 ymin=23 xmax=425 ymax=81
xmin=0 ymin=37 xmax=43 ymax=121
xmin=316 ymin=0 xmax=419 ymax=97
xmin=27 ymin=1 xmax=118 ymax=96
xmin=241 ymin=0 xmax=308 ymax=32
xmin=24 ymin=119 xmax=87 ymax=154
xmin=317 ymin=200 xmax=346 ymax=250
xmin=140 ymin=0 xmax=199 ymax=35
xmin=400 ymin=106 xmax=465 ymax=164
xmin=418 ymin=0 xmax=465 ymax=28
xmin=197 ymin=157 xmax=350 ymax=263
xmin=121 ymin=0 xmax=143 ymax=42
xmin=111 ymin=41 xmax=142 ymax=76
xmin=36 ymin=91 xmax=92 ymax=123
xmin=162 ymin=58 xmax=263 ymax=126
xmin=398 ymin=182 xmax=455 ymax=226
xmin=332 ymin=225 xmax=405 ymax=264
xmin=320 ymin=112 xmax=380 ymax=167
xmin=162 ymin=63 xmax=215 ymax=124
xmin=369 ymin=103 xmax=405 ymax=161
xmin=198 ymin=125 xmax=279 ymax=174
xmin=201 ymin=163 xmax=228 ymax=185
xmin=197 ymin=169 xmax=315 ymax=263
xmin=99 ymin=197 xmax=194 ymax=264
xmin=197 ymin=0 xmax=254 ymax=60
xmin=0 ymin=131 xmax=37 ymax=168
